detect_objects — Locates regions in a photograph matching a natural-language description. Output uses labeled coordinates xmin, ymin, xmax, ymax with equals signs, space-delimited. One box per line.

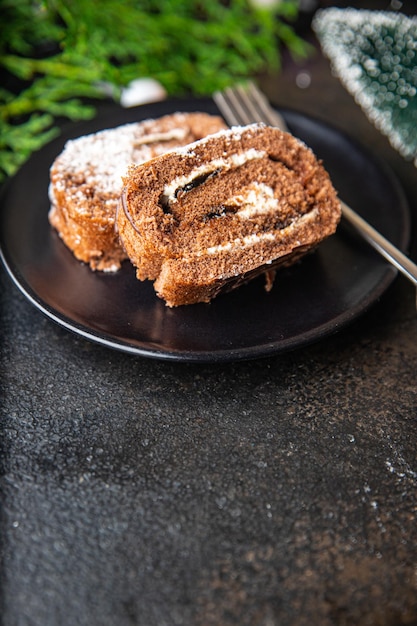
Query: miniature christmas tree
xmin=313 ymin=8 xmax=417 ymax=165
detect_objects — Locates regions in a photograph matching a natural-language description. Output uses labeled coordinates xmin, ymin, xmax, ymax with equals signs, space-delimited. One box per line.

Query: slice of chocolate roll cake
xmin=48 ymin=112 xmax=227 ymax=271
xmin=118 ymin=123 xmax=341 ymax=306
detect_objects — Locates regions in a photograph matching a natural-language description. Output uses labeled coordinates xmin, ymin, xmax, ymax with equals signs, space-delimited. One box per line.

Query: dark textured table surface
xmin=2 ymin=5 xmax=417 ymax=626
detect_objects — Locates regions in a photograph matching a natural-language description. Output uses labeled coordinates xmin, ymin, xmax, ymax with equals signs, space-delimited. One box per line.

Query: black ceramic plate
xmin=0 ymin=98 xmax=411 ymax=362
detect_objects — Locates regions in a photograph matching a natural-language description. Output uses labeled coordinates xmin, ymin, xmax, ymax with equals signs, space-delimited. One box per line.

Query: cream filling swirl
xmin=162 ymin=149 xmax=266 ymax=205
xmin=204 ymin=208 xmax=319 ymax=255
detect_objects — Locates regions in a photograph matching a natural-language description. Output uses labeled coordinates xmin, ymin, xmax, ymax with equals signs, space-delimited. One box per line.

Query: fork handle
xmin=341 ymin=201 xmax=417 ymax=285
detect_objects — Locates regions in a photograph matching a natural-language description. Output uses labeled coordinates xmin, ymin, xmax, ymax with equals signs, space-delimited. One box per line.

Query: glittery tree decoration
xmin=313 ymin=8 xmax=417 ymax=165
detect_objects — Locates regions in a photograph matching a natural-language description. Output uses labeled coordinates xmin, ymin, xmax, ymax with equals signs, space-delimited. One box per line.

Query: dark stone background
xmin=1 ymin=2 xmax=417 ymax=624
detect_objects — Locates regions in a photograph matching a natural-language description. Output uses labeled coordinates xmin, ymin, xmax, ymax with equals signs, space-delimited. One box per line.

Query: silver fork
xmin=213 ymin=82 xmax=417 ymax=294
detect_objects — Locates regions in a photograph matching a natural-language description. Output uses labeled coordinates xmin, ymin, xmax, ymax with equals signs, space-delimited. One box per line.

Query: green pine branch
xmin=0 ymin=0 xmax=310 ymax=182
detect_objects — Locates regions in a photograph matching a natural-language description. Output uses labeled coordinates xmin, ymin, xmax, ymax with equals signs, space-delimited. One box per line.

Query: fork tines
xmin=213 ymin=81 xmax=287 ymax=130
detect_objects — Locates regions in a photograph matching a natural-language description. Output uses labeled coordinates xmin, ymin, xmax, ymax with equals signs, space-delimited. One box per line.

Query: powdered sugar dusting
xmin=50 ymin=113 xmax=220 ymax=202
xmin=53 ymin=123 xmax=152 ymax=197
xmin=171 ymin=123 xmax=263 ymax=157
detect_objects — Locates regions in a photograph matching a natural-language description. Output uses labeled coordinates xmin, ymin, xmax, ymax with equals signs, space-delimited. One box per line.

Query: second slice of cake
xmin=117 ymin=123 xmax=342 ymax=306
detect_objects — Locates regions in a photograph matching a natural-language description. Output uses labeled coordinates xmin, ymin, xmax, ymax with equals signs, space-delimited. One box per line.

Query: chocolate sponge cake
xmin=48 ymin=112 xmax=227 ymax=271
xmin=117 ymin=123 xmax=341 ymax=306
